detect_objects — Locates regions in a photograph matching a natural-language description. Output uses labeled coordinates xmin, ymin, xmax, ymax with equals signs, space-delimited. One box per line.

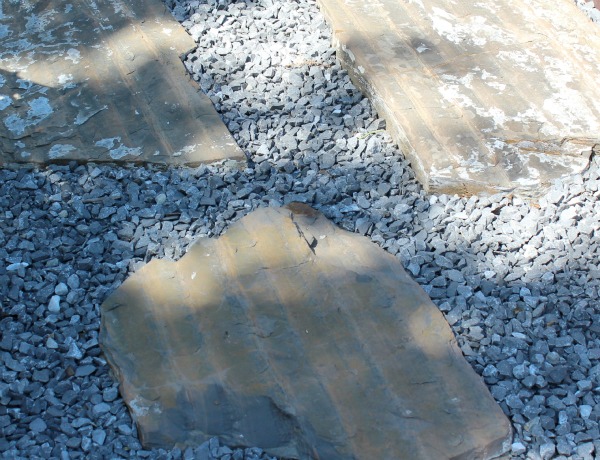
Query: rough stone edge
xmin=132 ymin=0 xmax=247 ymax=166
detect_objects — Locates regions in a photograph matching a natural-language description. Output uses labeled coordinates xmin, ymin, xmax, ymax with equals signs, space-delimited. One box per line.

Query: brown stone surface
xmin=0 ymin=0 xmax=243 ymax=165
xmin=315 ymin=0 xmax=600 ymax=196
xmin=101 ymin=203 xmax=511 ymax=459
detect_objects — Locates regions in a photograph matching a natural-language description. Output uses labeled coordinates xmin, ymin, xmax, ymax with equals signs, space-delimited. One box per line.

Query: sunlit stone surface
xmin=101 ymin=203 xmax=511 ymax=459
xmin=316 ymin=0 xmax=600 ymax=196
xmin=0 ymin=0 xmax=243 ymax=165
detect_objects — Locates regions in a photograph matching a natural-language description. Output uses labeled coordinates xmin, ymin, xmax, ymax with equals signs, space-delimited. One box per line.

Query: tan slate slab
xmin=0 ymin=0 xmax=243 ymax=165
xmin=316 ymin=0 xmax=600 ymax=196
xmin=101 ymin=203 xmax=512 ymax=460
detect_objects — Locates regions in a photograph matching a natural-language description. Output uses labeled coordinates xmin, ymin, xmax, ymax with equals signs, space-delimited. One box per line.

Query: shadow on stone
xmin=0 ymin=0 xmax=243 ymax=165
xmin=316 ymin=0 xmax=600 ymax=196
xmin=101 ymin=203 xmax=512 ymax=459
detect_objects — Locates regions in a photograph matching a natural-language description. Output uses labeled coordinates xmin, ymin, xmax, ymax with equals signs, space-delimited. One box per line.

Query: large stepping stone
xmin=316 ymin=0 xmax=600 ymax=196
xmin=101 ymin=203 xmax=512 ymax=459
xmin=0 ymin=0 xmax=243 ymax=165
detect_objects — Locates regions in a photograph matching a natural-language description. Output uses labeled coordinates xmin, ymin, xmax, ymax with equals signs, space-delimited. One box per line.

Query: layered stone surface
xmin=0 ymin=0 xmax=243 ymax=165
xmin=316 ymin=0 xmax=600 ymax=196
xmin=101 ymin=203 xmax=511 ymax=459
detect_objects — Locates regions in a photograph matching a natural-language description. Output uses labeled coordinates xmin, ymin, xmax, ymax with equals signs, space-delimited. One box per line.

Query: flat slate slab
xmin=101 ymin=203 xmax=512 ymax=459
xmin=0 ymin=0 xmax=243 ymax=165
xmin=316 ymin=0 xmax=600 ymax=196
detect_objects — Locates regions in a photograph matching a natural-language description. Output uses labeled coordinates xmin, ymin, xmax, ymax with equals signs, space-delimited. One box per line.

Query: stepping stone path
xmin=0 ymin=0 xmax=243 ymax=165
xmin=101 ymin=203 xmax=512 ymax=460
xmin=6 ymin=0 xmax=598 ymax=457
xmin=316 ymin=0 xmax=600 ymax=196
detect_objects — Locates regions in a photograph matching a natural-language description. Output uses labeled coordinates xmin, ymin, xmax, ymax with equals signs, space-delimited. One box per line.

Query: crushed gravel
xmin=2 ymin=0 xmax=600 ymax=458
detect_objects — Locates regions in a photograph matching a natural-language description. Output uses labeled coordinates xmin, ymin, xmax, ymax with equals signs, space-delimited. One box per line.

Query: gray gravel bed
xmin=2 ymin=0 xmax=600 ymax=458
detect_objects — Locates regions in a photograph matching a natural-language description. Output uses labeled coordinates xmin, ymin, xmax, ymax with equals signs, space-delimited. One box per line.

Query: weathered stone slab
xmin=316 ymin=0 xmax=600 ymax=196
xmin=101 ymin=203 xmax=511 ymax=459
xmin=0 ymin=0 xmax=243 ymax=165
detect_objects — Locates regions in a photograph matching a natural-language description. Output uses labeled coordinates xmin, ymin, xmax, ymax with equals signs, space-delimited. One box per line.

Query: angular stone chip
xmin=316 ymin=0 xmax=600 ymax=196
xmin=0 ymin=0 xmax=243 ymax=165
xmin=101 ymin=204 xmax=512 ymax=459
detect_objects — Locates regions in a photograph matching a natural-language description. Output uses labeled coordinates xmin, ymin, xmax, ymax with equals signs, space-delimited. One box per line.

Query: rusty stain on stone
xmin=0 ymin=0 xmax=243 ymax=165
xmin=316 ymin=0 xmax=600 ymax=196
xmin=101 ymin=204 xmax=512 ymax=459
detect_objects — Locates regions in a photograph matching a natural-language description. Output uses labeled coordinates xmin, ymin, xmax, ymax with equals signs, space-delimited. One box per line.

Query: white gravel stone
xmin=539 ymin=442 xmax=556 ymax=460
xmin=47 ymin=295 xmax=61 ymax=313
xmin=54 ymin=282 xmax=69 ymax=296
xmin=512 ymin=441 xmax=527 ymax=455
xmin=580 ymin=404 xmax=593 ymax=419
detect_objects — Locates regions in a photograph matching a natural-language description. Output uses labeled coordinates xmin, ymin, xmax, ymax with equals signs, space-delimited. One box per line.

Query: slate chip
xmin=29 ymin=418 xmax=47 ymax=433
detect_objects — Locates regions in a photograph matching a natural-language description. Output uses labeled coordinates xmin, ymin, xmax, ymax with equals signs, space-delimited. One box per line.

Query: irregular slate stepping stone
xmin=101 ymin=203 xmax=511 ymax=459
xmin=0 ymin=0 xmax=243 ymax=165
xmin=316 ymin=0 xmax=600 ymax=196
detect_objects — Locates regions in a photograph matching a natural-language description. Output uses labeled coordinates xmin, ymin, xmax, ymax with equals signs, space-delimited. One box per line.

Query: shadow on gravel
xmin=0 ymin=87 xmax=571 ymax=460
xmin=2 ymin=150 xmax=599 ymax=457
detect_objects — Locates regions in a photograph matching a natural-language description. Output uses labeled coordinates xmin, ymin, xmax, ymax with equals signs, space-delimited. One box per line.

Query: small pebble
xmin=54 ymin=283 xmax=69 ymax=296
xmin=48 ymin=295 xmax=61 ymax=313
xmin=29 ymin=418 xmax=47 ymax=433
